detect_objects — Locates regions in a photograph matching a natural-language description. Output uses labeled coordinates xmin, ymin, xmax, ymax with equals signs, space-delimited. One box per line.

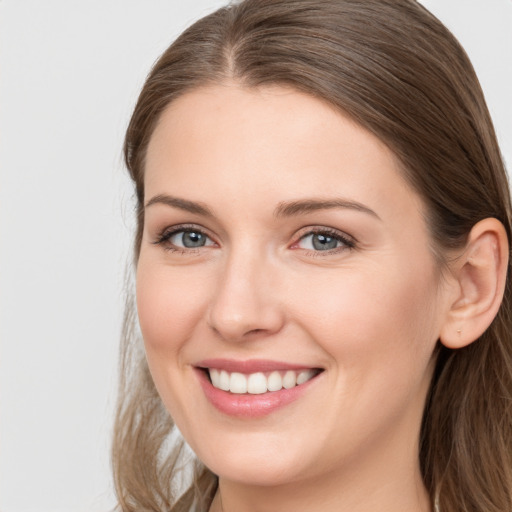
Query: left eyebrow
xmin=144 ymin=194 xmax=214 ymax=217
xmin=273 ymin=198 xmax=381 ymax=220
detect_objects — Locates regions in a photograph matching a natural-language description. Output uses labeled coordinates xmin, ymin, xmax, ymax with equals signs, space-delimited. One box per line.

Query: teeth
xmin=230 ymin=372 xmax=247 ymax=394
xmin=267 ymin=371 xmax=282 ymax=392
xmin=210 ymin=368 xmax=220 ymax=388
xmin=283 ymin=370 xmax=297 ymax=389
xmin=297 ymin=369 xmax=315 ymax=385
xmin=247 ymin=372 xmax=267 ymax=394
xmin=207 ymin=368 xmax=318 ymax=394
xmin=219 ymin=370 xmax=230 ymax=391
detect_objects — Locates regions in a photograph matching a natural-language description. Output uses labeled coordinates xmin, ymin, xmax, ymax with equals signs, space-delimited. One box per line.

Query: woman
xmin=112 ymin=1 xmax=512 ymax=511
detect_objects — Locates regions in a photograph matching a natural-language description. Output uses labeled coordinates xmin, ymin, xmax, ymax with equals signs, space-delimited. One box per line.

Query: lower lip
xmin=196 ymin=369 xmax=321 ymax=418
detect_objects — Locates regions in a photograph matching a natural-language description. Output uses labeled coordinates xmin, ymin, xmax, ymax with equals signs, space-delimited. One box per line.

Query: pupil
xmin=312 ymin=234 xmax=338 ymax=251
xmin=183 ymin=231 xmax=205 ymax=248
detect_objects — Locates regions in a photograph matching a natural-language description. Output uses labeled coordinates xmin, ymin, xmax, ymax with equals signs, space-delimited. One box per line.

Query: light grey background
xmin=0 ymin=1 xmax=510 ymax=511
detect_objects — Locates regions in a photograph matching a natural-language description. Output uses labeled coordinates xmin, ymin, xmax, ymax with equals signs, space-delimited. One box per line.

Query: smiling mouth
xmin=203 ymin=368 xmax=323 ymax=394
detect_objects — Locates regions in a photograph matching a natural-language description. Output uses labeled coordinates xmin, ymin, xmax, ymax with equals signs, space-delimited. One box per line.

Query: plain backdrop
xmin=0 ymin=1 xmax=511 ymax=511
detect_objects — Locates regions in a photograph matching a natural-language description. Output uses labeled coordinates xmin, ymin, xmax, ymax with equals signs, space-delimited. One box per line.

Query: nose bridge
xmin=207 ymin=240 xmax=284 ymax=342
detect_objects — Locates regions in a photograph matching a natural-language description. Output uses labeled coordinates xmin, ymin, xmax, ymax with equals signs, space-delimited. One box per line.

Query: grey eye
xmin=311 ymin=233 xmax=339 ymax=250
xmin=170 ymin=230 xmax=210 ymax=248
xmin=297 ymin=233 xmax=343 ymax=251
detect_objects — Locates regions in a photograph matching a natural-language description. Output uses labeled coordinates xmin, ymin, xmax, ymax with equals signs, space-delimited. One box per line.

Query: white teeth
xmin=207 ymin=368 xmax=318 ymax=394
xmin=219 ymin=370 xmax=230 ymax=391
xmin=229 ymin=372 xmax=247 ymax=394
xmin=210 ymin=368 xmax=220 ymax=388
xmin=282 ymin=370 xmax=297 ymax=389
xmin=297 ymin=369 xmax=315 ymax=385
xmin=267 ymin=371 xmax=283 ymax=392
xmin=247 ymin=372 xmax=267 ymax=394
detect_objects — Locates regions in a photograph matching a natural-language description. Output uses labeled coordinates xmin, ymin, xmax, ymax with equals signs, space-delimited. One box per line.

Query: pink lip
xmin=195 ymin=358 xmax=316 ymax=373
xmin=194 ymin=360 xmax=323 ymax=418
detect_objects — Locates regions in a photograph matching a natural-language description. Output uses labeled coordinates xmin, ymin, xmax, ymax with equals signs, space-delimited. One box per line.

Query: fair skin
xmin=136 ymin=84 xmax=508 ymax=512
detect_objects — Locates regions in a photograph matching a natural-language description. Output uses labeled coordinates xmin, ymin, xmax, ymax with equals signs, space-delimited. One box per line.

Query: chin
xmin=190 ymin=429 xmax=316 ymax=487
xmin=206 ymin=455 xmax=304 ymax=487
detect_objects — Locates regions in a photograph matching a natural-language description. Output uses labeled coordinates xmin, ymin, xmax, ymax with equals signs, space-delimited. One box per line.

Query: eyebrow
xmin=145 ymin=194 xmax=214 ymax=217
xmin=145 ymin=194 xmax=380 ymax=220
xmin=273 ymin=198 xmax=381 ymax=220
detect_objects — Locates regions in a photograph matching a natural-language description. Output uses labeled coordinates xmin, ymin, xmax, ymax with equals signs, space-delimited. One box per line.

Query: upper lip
xmin=195 ymin=358 xmax=322 ymax=373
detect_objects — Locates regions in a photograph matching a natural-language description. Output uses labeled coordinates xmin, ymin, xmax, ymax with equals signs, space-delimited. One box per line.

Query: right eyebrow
xmin=144 ymin=194 xmax=214 ymax=217
xmin=274 ymin=198 xmax=381 ymax=220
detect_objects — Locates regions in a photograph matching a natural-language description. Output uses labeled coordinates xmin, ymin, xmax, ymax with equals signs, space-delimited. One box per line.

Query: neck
xmin=212 ymin=471 xmax=430 ymax=512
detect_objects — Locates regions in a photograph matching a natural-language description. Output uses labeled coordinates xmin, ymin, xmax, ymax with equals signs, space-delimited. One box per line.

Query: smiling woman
xmin=112 ymin=1 xmax=512 ymax=512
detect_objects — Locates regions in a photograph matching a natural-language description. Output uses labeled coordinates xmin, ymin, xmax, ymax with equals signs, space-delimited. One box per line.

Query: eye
xmin=294 ymin=228 xmax=355 ymax=253
xmin=154 ymin=226 xmax=216 ymax=251
xmin=170 ymin=230 xmax=211 ymax=248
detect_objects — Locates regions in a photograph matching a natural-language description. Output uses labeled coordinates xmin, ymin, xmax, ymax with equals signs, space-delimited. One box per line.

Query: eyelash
xmin=294 ymin=227 xmax=356 ymax=256
xmin=152 ymin=224 xmax=356 ymax=255
xmin=153 ymin=224 xmax=214 ymax=254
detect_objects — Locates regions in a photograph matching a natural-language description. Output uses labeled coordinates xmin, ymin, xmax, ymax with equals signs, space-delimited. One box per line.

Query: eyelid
xmin=290 ymin=226 xmax=356 ymax=251
xmin=152 ymin=223 xmax=217 ymax=250
xmin=151 ymin=223 xmax=356 ymax=254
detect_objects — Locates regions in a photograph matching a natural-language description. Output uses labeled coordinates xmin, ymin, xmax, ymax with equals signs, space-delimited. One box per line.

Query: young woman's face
xmin=137 ymin=85 xmax=451 ymax=489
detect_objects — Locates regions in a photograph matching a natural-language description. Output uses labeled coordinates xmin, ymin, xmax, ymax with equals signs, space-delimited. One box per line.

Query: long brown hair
xmin=113 ymin=1 xmax=512 ymax=510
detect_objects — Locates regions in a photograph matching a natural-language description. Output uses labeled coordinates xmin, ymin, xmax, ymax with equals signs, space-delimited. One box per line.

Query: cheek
xmin=284 ymin=263 xmax=441 ymax=452
xmin=288 ymin=260 xmax=441 ymax=371
xmin=135 ymin=259 xmax=209 ymax=358
xmin=135 ymin=259 xmax=214 ymax=424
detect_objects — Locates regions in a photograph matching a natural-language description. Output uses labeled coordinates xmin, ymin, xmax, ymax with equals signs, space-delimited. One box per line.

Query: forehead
xmin=144 ymin=84 xmax=424 ymax=226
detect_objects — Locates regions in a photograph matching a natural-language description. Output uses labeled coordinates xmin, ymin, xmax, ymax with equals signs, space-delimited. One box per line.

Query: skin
xmin=137 ymin=84 xmax=459 ymax=512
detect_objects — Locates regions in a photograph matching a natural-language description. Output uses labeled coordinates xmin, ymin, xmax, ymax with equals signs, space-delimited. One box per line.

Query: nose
xmin=206 ymin=248 xmax=285 ymax=343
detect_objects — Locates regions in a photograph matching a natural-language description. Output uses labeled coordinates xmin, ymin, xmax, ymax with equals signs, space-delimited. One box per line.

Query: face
xmin=137 ymin=85 xmax=451 ymax=488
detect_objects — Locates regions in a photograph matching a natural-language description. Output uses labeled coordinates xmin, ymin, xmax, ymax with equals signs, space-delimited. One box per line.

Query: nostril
xmin=246 ymin=328 xmax=265 ymax=336
xmin=207 ymin=319 xmax=278 ymax=343
xmin=206 ymin=280 xmax=286 ymax=343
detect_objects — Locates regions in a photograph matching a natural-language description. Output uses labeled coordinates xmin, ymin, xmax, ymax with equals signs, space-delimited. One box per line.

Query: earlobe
xmin=440 ymin=218 xmax=509 ymax=349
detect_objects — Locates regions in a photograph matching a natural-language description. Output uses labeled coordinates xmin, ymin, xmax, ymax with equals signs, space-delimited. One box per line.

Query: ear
xmin=440 ymin=218 xmax=509 ymax=349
